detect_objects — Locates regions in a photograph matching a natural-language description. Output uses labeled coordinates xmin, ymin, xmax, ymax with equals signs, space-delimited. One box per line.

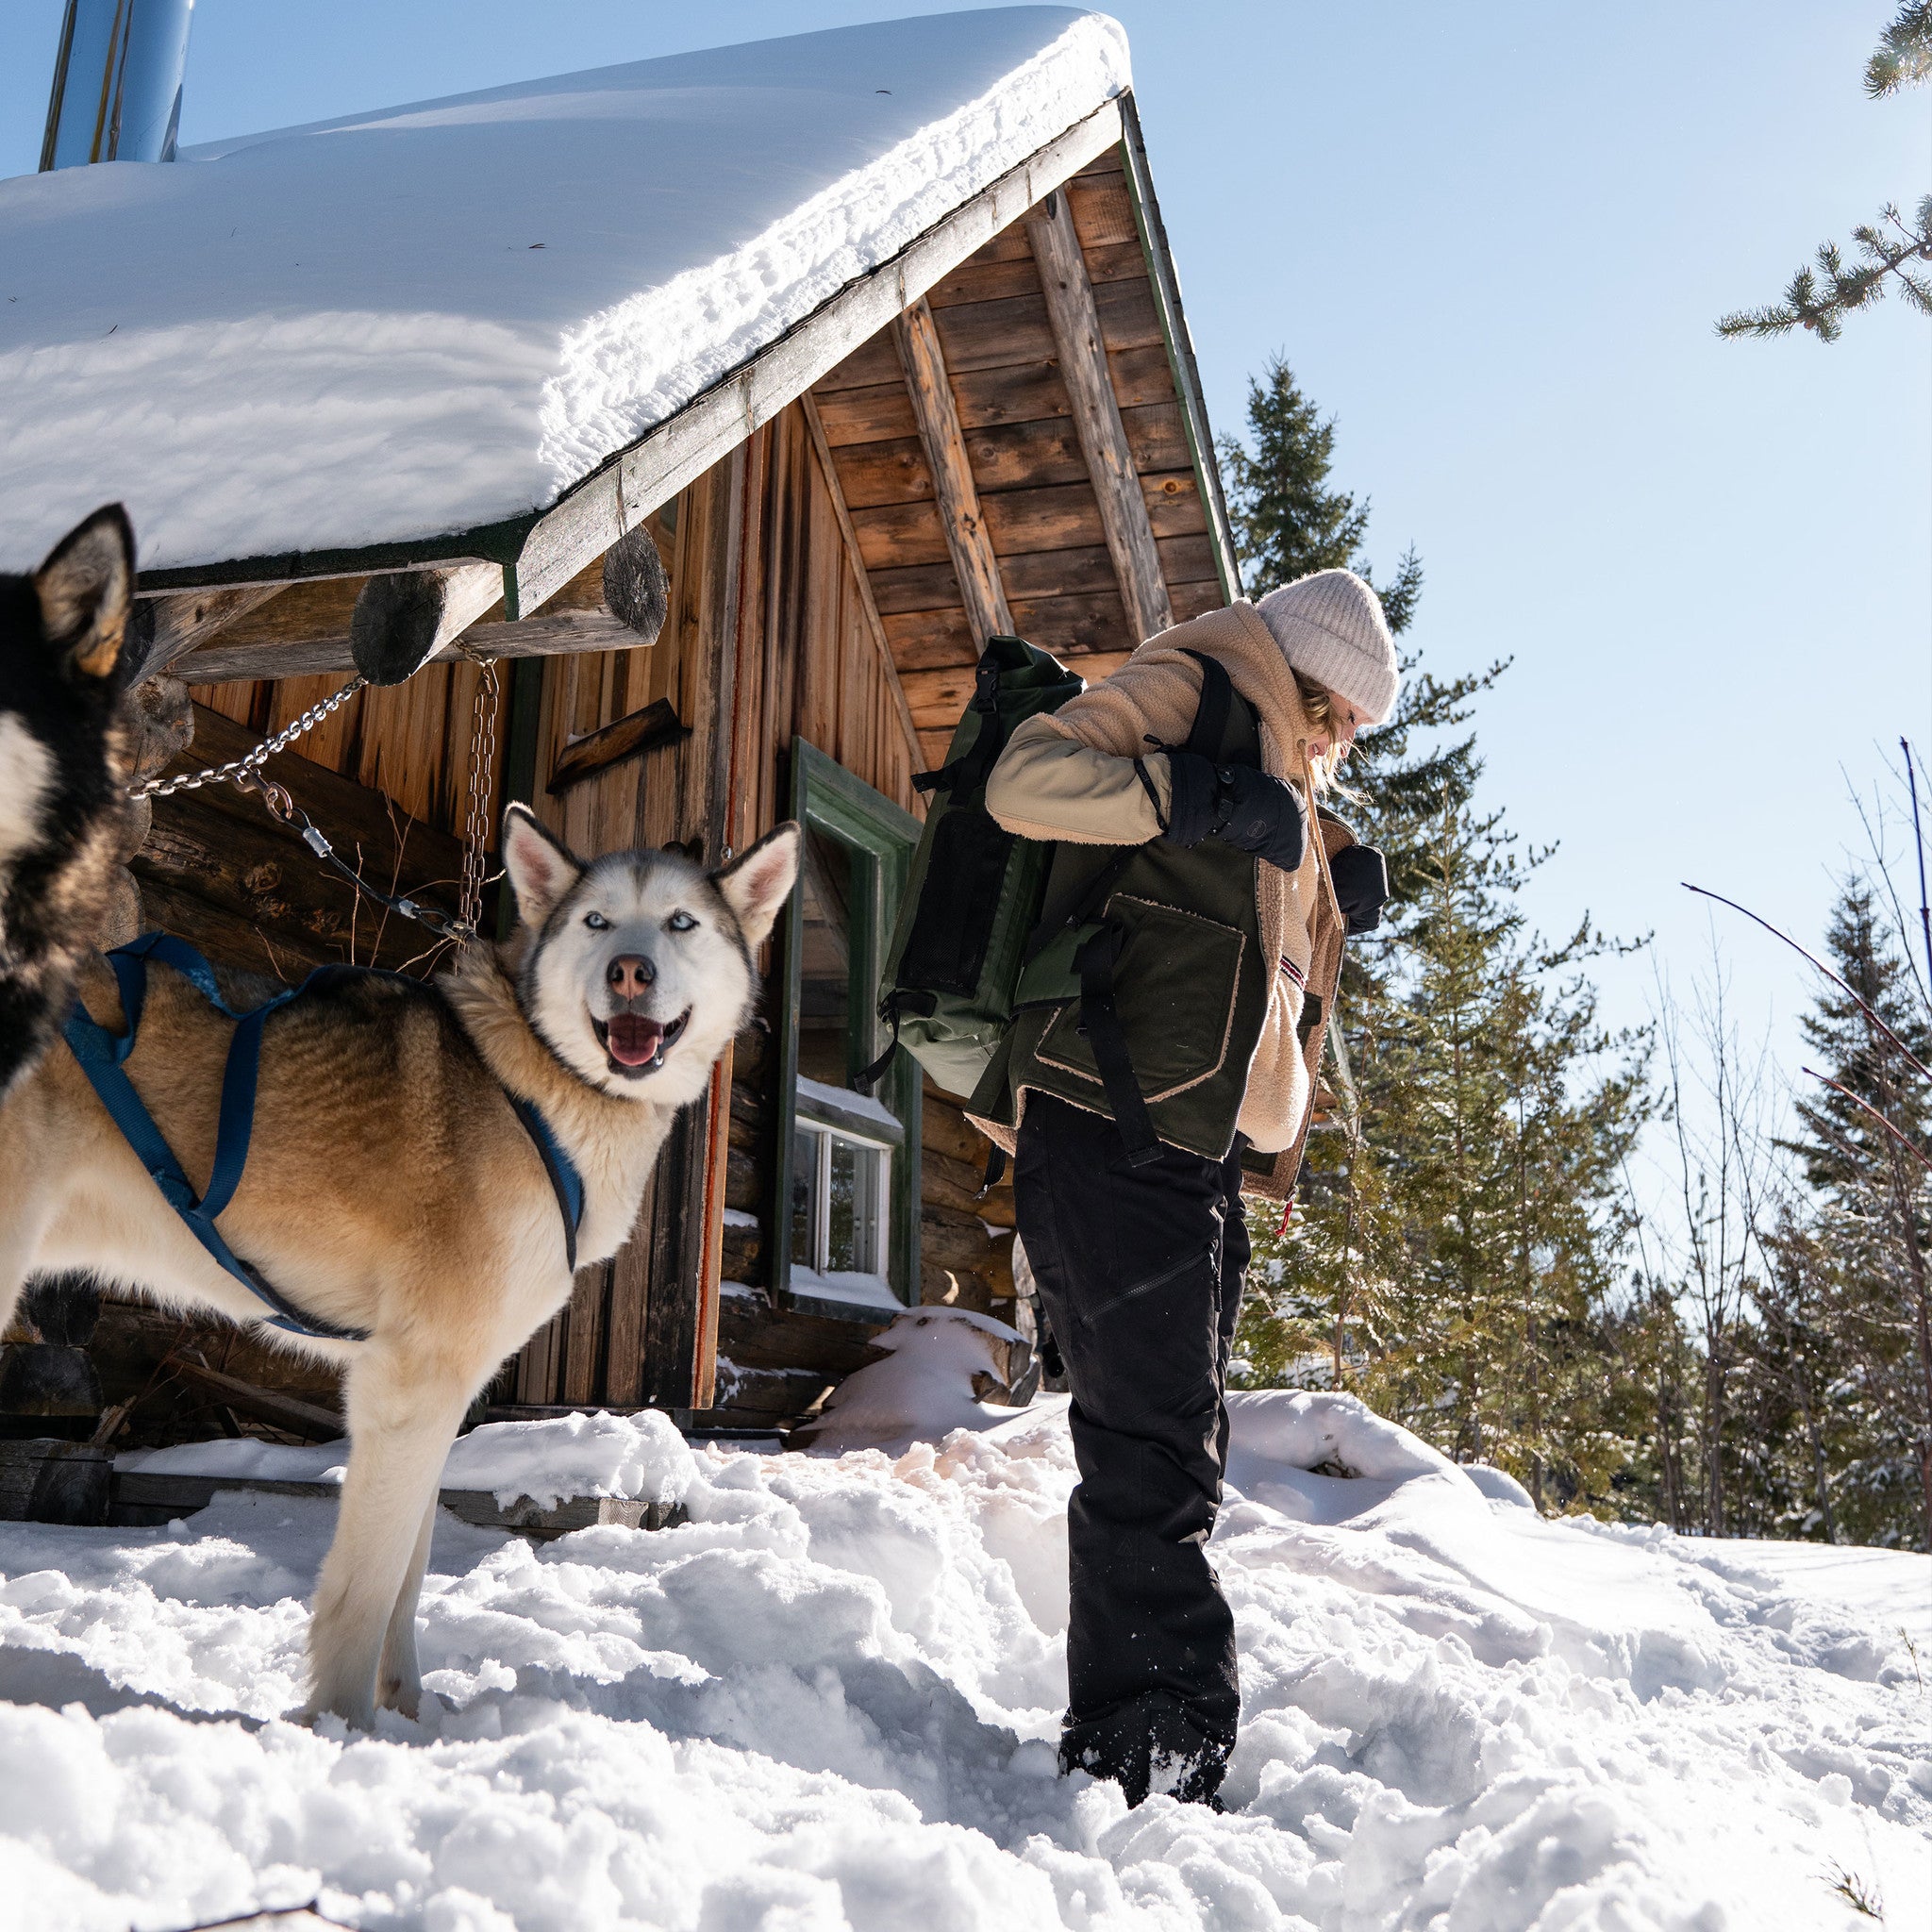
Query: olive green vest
xmin=969 ymin=651 xmax=1269 ymax=1165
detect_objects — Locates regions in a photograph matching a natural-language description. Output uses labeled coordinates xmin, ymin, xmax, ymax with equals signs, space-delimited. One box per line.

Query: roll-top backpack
xmin=967 ymin=648 xmax=1271 ymax=1169
xmin=863 ymin=634 xmax=1085 ymax=1099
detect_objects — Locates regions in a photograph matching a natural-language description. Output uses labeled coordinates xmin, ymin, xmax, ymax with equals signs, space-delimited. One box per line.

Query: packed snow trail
xmin=0 ymin=1331 xmax=1926 ymax=1929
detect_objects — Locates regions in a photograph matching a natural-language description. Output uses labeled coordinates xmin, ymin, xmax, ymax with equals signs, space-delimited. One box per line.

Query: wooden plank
xmin=812 ymin=379 xmax=920 ymax=447
xmin=603 ymin=1171 xmax=657 ymax=1407
xmin=924 ymin=252 xmax=1042 ymax=308
xmin=1025 ymin=192 xmax=1174 ymax=642
xmin=800 ymin=392 xmax=924 ymax=772
xmin=1118 ymin=93 xmax=1242 ymax=602
xmin=175 ymin=606 xmax=646 ymax=686
xmin=164 ymin=1355 xmax=343 ymax=1440
xmin=929 ymin=292 xmax=1058 ymax=372
xmin=901 ymin=650 xmax=1132 ymax=729
xmin=561 ymin=1264 xmax=608 ymax=1407
xmin=834 ymin=404 xmax=1190 ymax=508
xmin=987 ymin=471 xmax=1203 ymax=555
xmin=815 ymin=344 xmax=1179 ymax=449
xmin=505 ymin=101 xmax=1124 ymax=620
xmin=852 ymin=470 xmax=1201 ymax=571
xmin=887 ymin=588 xmax=1133 ymax=670
xmin=870 ymin=532 xmax=1218 ymax=622
xmin=826 ymin=434 xmax=937 ymax=510
xmin=134 ymin=585 xmax=284 ymax=682
xmin=1079 ymin=239 xmax=1150 ymax=287
xmin=925 ymin=277 xmax=1164 ymax=375
xmin=548 ymin=697 xmax=687 ymax=793
xmin=1069 ymin=174 xmax=1141 ymax=251
xmin=892 ymin=298 xmax=1014 ymax=644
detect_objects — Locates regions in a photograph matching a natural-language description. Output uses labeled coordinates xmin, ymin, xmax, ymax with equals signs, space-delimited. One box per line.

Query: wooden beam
xmin=892 ymin=298 xmax=1014 ymax=645
xmin=345 ymin=559 xmax=508 ymax=684
xmin=799 ymin=391 xmax=924 ymax=771
xmin=547 ymin=697 xmax=686 ymax=793
xmin=171 ymin=607 xmax=647 ymax=686
xmin=1024 ymin=192 xmax=1174 ymax=644
xmin=1116 ymin=93 xmax=1242 ymax=603
xmin=132 ymin=585 xmax=285 ymax=683
xmin=502 ymin=101 xmax=1123 ymax=621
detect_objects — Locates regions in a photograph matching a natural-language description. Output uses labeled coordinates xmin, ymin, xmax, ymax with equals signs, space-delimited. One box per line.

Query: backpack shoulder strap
xmin=1177 ymin=647 xmax=1232 ymax=760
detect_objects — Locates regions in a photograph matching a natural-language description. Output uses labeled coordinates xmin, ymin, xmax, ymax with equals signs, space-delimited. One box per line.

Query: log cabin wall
xmin=71 ymin=137 xmax=1231 ymax=1446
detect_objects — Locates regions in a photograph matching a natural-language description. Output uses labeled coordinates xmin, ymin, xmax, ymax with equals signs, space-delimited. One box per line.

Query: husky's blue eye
xmin=584 ymin=910 xmax=609 ymax=930
xmin=668 ymin=910 xmax=697 ymax=932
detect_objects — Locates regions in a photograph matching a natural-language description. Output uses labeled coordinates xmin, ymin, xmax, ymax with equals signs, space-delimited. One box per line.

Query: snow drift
xmin=0 ymin=8 xmax=1129 ymax=573
xmin=0 ymin=1349 xmax=1925 ymax=1930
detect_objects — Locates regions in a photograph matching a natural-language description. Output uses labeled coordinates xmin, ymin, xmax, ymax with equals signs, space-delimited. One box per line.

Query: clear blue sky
xmin=4 ymin=2 xmax=1928 ymax=1141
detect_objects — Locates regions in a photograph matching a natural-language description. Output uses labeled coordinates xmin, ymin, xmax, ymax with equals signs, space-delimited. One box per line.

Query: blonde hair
xmin=1291 ymin=669 xmax=1351 ymax=793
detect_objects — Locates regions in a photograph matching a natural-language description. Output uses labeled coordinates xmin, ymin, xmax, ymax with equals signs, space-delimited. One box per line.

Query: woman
xmin=982 ymin=569 xmax=1396 ymax=1807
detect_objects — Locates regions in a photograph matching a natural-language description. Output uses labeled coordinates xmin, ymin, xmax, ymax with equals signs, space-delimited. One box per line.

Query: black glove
xmin=1161 ymin=750 xmax=1306 ymax=872
xmin=1328 ymin=842 xmax=1390 ymax=935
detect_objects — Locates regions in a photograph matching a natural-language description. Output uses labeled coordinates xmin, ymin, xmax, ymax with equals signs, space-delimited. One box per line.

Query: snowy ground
xmin=0 ymin=1321 xmax=1927 ymax=1931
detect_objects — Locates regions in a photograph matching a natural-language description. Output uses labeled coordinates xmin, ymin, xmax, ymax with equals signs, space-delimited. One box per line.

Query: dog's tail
xmin=0 ymin=506 xmax=136 ymax=1099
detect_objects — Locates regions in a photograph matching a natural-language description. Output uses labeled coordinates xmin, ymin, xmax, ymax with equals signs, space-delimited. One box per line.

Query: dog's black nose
xmin=606 ymin=954 xmax=656 ymax=1000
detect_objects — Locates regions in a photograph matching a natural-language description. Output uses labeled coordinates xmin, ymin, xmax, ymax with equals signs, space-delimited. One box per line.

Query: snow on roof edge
xmin=0 ymin=10 xmax=1132 ymax=577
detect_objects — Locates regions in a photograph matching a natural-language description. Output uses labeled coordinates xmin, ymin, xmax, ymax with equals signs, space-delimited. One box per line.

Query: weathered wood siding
xmin=101 ymin=138 xmax=1224 ymax=1439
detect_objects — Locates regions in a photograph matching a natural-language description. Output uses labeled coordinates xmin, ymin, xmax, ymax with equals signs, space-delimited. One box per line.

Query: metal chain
xmin=455 ymin=652 xmax=503 ymax=944
xmin=130 ymin=676 xmax=369 ymax=802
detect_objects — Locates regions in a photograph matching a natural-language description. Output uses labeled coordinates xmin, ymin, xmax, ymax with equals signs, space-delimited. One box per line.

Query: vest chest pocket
xmin=1034 ymin=893 xmax=1248 ymax=1101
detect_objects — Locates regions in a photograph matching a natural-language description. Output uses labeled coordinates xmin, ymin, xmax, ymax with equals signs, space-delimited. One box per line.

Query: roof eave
xmin=137 ymin=95 xmax=1131 ymax=616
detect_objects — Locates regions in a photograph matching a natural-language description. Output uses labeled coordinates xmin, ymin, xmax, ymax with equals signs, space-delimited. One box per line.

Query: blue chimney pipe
xmin=40 ymin=0 xmax=195 ymax=171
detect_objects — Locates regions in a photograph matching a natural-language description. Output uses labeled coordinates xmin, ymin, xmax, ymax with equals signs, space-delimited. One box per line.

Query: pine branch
xmin=1717 ymin=201 xmax=1932 ymax=341
xmin=1866 ymin=1 xmax=1932 ymax=96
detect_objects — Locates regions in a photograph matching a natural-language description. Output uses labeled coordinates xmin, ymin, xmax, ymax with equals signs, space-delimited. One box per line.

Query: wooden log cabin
xmin=1 ymin=12 xmax=1241 ymax=1446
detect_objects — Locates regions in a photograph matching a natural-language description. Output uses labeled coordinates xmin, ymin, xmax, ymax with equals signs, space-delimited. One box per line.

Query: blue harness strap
xmin=62 ymin=934 xmax=586 ymax=1341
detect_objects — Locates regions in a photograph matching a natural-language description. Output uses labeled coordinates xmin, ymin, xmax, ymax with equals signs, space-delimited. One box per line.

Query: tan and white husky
xmin=0 ymin=619 xmax=798 ymax=1724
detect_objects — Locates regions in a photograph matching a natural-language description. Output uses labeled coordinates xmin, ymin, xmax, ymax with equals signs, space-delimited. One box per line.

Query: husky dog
xmin=0 ymin=801 xmax=799 ymax=1727
xmin=0 ymin=506 xmax=137 ymax=1098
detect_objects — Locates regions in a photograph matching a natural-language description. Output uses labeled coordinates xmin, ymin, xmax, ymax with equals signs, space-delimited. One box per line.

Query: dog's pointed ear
xmin=34 ymin=505 xmax=134 ymax=683
xmin=714 ymin=821 xmax=801 ymax=952
xmin=500 ymin=803 xmax=585 ymax=927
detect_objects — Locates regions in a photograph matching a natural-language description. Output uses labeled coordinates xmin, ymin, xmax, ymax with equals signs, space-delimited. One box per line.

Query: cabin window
xmin=774 ymin=741 xmax=922 ymax=1318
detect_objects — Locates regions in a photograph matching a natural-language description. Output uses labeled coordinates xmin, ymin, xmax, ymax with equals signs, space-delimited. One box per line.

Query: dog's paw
xmin=375 ymin=1671 xmax=423 ymax=1722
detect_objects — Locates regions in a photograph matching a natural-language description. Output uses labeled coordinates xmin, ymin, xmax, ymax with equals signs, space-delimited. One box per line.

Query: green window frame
xmin=774 ymin=739 xmax=923 ymax=1321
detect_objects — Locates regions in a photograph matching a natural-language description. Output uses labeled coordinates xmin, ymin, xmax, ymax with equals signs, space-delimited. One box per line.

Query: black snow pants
xmin=1014 ymin=1092 xmax=1249 ymax=1807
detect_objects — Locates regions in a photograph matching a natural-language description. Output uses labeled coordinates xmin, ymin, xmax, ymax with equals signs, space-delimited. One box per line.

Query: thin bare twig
xmin=1682 ymin=882 xmax=1932 ymax=1086
xmin=1906 ymin=738 xmax=1932 ymax=1013
xmin=1801 ymin=1066 xmax=1932 ymax=1175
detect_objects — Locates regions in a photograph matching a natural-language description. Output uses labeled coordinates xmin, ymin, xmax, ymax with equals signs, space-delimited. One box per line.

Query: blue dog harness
xmin=63 ymin=932 xmax=585 ymax=1341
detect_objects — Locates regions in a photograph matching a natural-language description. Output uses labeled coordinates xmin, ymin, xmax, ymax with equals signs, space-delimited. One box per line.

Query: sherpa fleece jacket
xmin=985 ymin=601 xmax=1346 ymax=1177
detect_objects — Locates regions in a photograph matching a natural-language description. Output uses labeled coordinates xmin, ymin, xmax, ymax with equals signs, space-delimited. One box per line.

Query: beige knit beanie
xmin=1253 ymin=570 xmax=1401 ymax=725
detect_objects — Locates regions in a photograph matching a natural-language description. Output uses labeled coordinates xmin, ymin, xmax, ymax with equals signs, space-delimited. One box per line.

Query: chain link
xmin=455 ymin=651 xmax=502 ymax=944
xmin=130 ymin=676 xmax=369 ymax=802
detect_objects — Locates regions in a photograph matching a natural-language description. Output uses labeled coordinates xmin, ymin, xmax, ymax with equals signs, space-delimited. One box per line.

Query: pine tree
xmin=1219 ymin=357 xmax=1423 ymax=626
xmin=1785 ymin=887 xmax=1932 ymax=1546
xmin=1219 ymin=355 xmax=1649 ymax=1515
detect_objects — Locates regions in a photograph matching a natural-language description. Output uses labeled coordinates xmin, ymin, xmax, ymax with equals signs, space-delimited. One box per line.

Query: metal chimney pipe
xmin=40 ymin=0 xmax=195 ymax=172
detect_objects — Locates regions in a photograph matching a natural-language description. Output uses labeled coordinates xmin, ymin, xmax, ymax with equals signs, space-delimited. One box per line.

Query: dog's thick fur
xmin=0 ymin=791 xmax=799 ymax=1727
xmin=0 ymin=506 xmax=138 ymax=1099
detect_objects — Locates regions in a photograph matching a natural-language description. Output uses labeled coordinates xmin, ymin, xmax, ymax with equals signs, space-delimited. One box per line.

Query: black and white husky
xmin=0 ymin=506 xmax=137 ymax=1098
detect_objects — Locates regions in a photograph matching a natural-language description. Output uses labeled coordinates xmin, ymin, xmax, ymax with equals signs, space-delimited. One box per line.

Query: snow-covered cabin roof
xmin=0 ymin=8 xmax=1130 ymax=580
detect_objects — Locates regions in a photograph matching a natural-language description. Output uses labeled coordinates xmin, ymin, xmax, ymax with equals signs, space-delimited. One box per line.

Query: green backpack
xmin=863 ymin=634 xmax=1084 ymax=1099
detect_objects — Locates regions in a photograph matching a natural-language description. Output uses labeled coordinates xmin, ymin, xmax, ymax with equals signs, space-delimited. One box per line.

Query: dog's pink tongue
xmin=607 ymin=1014 xmax=664 ymax=1066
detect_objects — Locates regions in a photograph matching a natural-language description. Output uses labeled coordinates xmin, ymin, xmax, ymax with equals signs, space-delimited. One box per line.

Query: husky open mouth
xmin=593 ymin=1008 xmax=690 ymax=1075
